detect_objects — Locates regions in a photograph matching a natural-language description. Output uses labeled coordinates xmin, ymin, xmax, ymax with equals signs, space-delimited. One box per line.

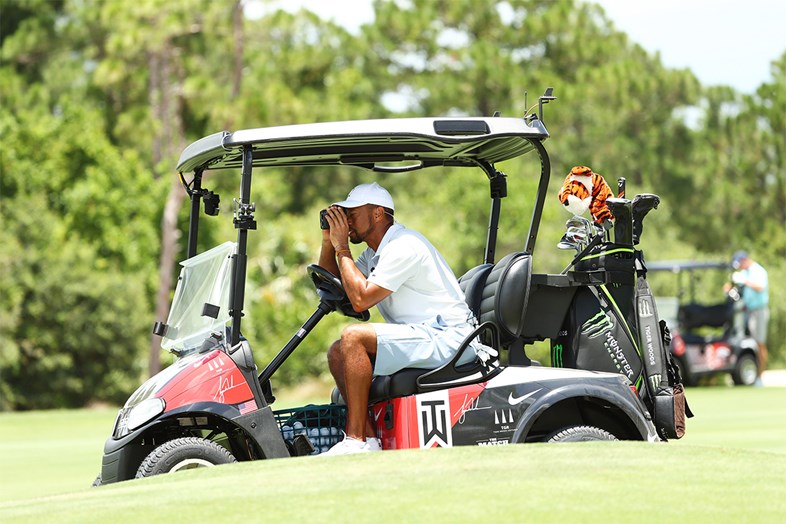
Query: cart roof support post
xmin=525 ymin=139 xmax=551 ymax=254
xmin=477 ymin=160 xmax=506 ymax=265
xmin=186 ymin=169 xmax=204 ymax=259
xmin=230 ymin=145 xmax=256 ymax=346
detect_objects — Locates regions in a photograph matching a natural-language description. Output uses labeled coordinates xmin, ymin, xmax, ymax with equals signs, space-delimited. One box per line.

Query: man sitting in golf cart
xmin=318 ymin=182 xmax=487 ymax=455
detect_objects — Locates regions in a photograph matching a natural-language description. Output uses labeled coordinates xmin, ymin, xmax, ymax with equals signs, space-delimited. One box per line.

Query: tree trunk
xmin=149 ymin=176 xmax=186 ymax=374
xmin=148 ymin=38 xmax=187 ymax=376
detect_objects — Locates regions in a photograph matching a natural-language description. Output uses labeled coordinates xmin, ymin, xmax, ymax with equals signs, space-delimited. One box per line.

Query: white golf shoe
xmin=364 ymin=437 xmax=382 ymax=451
xmin=321 ymin=436 xmax=369 ymax=456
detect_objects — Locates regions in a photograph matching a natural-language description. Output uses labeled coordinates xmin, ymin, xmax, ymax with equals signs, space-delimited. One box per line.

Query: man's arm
xmin=743 ymin=265 xmax=767 ymax=292
xmin=325 ymin=206 xmax=392 ymax=312
xmin=733 ymin=266 xmax=767 ymax=292
xmin=318 ymin=231 xmax=340 ymax=276
xmin=336 ymin=252 xmax=392 ymax=311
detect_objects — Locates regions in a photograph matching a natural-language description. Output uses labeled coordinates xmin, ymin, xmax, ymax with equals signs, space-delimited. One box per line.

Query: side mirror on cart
xmin=203 ymin=190 xmax=220 ymax=216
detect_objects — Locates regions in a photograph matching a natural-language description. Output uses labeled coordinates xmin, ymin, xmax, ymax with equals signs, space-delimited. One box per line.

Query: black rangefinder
xmin=320 ymin=209 xmax=329 ymax=230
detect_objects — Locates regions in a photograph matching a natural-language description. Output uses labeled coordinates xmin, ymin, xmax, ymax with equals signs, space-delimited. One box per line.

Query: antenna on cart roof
xmin=524 ymin=88 xmax=556 ymax=123
xmin=538 ymin=87 xmax=556 ymax=122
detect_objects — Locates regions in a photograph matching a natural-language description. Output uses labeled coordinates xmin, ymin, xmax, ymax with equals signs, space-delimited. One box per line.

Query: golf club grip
xmin=617 ymin=177 xmax=626 ymax=198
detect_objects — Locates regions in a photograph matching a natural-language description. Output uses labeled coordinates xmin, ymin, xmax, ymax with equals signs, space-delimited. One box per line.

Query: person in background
xmin=725 ymin=250 xmax=769 ymax=380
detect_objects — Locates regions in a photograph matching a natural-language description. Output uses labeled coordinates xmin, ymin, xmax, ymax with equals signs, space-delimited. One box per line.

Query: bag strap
xmin=659 ymin=319 xmax=694 ymax=418
xmin=635 ymin=276 xmax=669 ymax=397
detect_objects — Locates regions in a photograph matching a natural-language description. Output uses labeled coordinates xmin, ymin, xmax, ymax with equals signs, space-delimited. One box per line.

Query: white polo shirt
xmin=355 ymin=224 xmax=472 ymax=326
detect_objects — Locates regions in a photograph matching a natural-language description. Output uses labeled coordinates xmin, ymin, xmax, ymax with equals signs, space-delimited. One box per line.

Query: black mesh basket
xmin=273 ymin=404 xmax=346 ymax=455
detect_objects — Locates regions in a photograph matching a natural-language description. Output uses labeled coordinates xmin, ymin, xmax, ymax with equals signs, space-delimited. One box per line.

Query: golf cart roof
xmin=176 ymin=116 xmax=549 ymax=174
xmin=647 ymin=260 xmax=730 ymax=273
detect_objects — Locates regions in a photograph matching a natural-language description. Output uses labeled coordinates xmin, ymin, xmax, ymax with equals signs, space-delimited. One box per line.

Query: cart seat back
xmin=458 ymin=263 xmax=493 ymax=319
xmin=476 ymin=252 xmax=532 ymax=346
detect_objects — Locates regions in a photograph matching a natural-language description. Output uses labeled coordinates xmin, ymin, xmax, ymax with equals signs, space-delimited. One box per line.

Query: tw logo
xmin=417 ymin=391 xmax=452 ymax=448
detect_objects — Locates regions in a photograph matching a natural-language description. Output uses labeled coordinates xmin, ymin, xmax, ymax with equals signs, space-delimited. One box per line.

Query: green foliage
xmin=1 ymin=0 xmax=784 ymax=409
xmin=1 ymin=51 xmax=160 ymax=409
xmin=0 ymin=184 xmax=149 ymax=408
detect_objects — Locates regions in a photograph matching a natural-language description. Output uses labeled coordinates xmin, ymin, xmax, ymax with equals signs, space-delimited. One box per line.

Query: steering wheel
xmin=307 ymin=264 xmax=370 ymax=321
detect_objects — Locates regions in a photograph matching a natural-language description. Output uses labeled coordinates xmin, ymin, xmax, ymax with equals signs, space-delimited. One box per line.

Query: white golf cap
xmin=333 ymin=182 xmax=394 ymax=210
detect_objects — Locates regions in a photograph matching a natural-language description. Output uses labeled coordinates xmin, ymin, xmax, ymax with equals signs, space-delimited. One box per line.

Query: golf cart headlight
xmin=128 ymin=397 xmax=165 ymax=431
xmin=115 ymin=398 xmax=165 ymax=438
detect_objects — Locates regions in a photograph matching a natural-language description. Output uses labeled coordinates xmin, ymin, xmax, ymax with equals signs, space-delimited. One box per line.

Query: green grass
xmin=674 ymin=387 xmax=786 ymax=453
xmin=0 ymin=408 xmax=116 ymax=502
xmin=1 ymin=386 xmax=785 ymax=523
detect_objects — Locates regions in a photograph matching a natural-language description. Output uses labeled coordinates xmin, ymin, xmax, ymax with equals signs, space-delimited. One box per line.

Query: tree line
xmin=1 ymin=0 xmax=784 ymax=410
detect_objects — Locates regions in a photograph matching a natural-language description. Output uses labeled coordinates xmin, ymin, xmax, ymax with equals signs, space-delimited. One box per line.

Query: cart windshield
xmin=160 ymin=242 xmax=236 ymax=354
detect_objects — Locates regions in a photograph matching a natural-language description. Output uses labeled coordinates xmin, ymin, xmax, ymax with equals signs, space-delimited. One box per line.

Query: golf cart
xmin=647 ymin=261 xmax=760 ymax=386
xmin=95 ymin=90 xmax=679 ymax=485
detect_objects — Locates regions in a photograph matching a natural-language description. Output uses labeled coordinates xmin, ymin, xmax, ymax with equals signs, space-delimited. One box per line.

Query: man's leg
xmin=748 ymin=308 xmax=769 ymax=377
xmin=327 ymin=339 xmax=348 ymax=403
xmin=758 ymin=343 xmax=769 ymax=376
xmin=327 ymin=324 xmax=377 ymax=439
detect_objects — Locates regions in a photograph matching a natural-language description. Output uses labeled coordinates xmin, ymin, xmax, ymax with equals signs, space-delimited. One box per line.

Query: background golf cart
xmin=648 ymin=261 xmax=760 ymax=386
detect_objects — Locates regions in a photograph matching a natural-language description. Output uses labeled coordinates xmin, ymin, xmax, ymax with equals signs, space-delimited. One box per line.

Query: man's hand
xmin=326 ymin=206 xmax=350 ymax=251
xmin=318 ymin=206 xmax=346 ymax=276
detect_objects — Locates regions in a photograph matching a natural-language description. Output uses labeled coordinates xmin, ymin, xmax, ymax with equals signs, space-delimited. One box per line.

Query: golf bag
xmin=551 ymin=274 xmax=690 ymax=440
xmin=551 ymin=285 xmax=644 ymax=389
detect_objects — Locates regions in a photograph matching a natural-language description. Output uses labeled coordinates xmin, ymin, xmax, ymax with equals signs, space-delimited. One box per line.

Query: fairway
xmin=0 ymin=408 xmax=116 ymax=502
xmin=1 ymin=386 xmax=785 ymax=523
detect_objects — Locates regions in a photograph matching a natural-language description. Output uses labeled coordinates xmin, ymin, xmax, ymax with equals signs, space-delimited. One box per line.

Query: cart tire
xmin=732 ymin=353 xmax=758 ymax=386
xmin=546 ymin=425 xmax=618 ymax=442
xmin=135 ymin=437 xmax=236 ymax=478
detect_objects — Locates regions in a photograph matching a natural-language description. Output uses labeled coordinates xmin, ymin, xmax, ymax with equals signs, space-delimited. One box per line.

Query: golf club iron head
xmin=557 ymin=215 xmax=594 ymax=252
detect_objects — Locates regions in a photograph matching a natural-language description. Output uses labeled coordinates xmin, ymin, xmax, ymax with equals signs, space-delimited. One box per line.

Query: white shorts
xmin=373 ymin=316 xmax=479 ymax=376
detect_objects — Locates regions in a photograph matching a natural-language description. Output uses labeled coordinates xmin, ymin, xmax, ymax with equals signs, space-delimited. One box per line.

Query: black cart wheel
xmin=546 ymin=425 xmax=618 ymax=442
xmin=135 ymin=437 xmax=236 ymax=478
xmin=732 ymin=353 xmax=759 ymax=386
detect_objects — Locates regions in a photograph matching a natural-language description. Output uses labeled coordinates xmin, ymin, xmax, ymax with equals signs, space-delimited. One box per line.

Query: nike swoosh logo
xmin=508 ymin=389 xmax=542 ymax=405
